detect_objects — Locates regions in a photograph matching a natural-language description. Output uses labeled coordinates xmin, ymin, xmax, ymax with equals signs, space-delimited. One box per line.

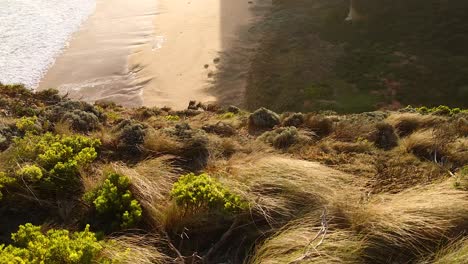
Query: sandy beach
xmin=38 ymin=0 xmax=265 ymax=109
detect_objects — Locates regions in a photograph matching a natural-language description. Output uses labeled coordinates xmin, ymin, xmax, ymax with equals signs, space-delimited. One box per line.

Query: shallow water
xmin=0 ymin=0 xmax=96 ymax=88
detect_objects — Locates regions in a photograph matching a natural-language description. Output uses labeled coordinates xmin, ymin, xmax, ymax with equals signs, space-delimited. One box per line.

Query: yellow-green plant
xmin=165 ymin=115 xmax=180 ymax=121
xmin=171 ymin=173 xmax=246 ymax=213
xmin=0 ymin=223 xmax=105 ymax=263
xmin=219 ymin=112 xmax=235 ymax=119
xmin=16 ymin=116 xmax=41 ymax=133
xmin=16 ymin=165 xmax=43 ymax=182
xmin=84 ymin=173 xmax=142 ymax=230
xmin=12 ymin=132 xmax=100 ymax=191
xmin=0 ymin=172 xmax=15 ymax=200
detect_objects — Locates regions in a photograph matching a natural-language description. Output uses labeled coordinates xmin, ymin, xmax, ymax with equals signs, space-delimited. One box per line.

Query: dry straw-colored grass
xmin=351 ymin=181 xmax=468 ymax=263
xmin=143 ymin=128 xmax=182 ymax=155
xmin=249 ymin=212 xmax=364 ymax=264
xmin=102 ymin=234 xmax=171 ymax=264
xmin=223 ymin=155 xmax=364 ymax=225
xmin=429 ymin=238 xmax=468 ymax=264
xmin=386 ymin=113 xmax=446 ymax=137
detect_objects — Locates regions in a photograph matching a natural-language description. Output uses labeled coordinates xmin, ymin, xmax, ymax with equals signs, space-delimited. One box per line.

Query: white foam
xmin=0 ymin=0 xmax=96 ymax=88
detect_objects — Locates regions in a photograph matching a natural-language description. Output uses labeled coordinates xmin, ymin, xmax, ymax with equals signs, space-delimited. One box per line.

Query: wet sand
xmin=39 ymin=0 xmax=263 ymax=109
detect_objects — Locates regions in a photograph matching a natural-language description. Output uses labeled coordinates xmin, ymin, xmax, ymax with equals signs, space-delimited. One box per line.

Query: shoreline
xmin=38 ymin=0 xmax=265 ymax=109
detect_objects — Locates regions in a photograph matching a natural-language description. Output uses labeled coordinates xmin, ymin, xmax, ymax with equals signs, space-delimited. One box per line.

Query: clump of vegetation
xmin=62 ymin=109 xmax=100 ymax=132
xmin=0 ymin=172 xmax=15 ymax=200
xmin=45 ymin=101 xmax=105 ymax=133
xmin=84 ymin=173 xmax=142 ymax=230
xmin=202 ymin=122 xmax=236 ymax=137
xmin=259 ymin=127 xmax=312 ymax=149
xmin=171 ymin=173 xmax=246 ymax=214
xmin=165 ymin=115 xmax=180 ymax=122
xmin=410 ymin=105 xmax=465 ymax=116
xmin=10 ymin=133 xmax=100 ymax=193
xmin=114 ymin=120 xmax=146 ymax=156
xmin=282 ymin=113 xmax=305 ymax=127
xmin=371 ymin=122 xmax=399 ymax=150
xmin=15 ymin=116 xmax=41 ymax=134
xmin=454 ymin=166 xmax=468 ymax=190
xmin=0 ymin=223 xmax=104 ymax=263
xmin=248 ymin=107 xmax=280 ymax=130
xmin=304 ymin=115 xmax=334 ymax=137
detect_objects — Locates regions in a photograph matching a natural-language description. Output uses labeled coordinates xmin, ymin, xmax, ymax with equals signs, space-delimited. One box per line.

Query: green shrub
xmin=218 ymin=112 xmax=235 ymax=119
xmin=16 ymin=165 xmax=43 ymax=182
xmin=0 ymin=172 xmax=15 ymax=200
xmin=0 ymin=223 xmax=104 ymax=264
xmin=411 ymin=105 xmax=467 ymax=116
xmin=171 ymin=173 xmax=246 ymax=213
xmin=12 ymin=133 xmax=100 ymax=192
xmin=84 ymin=173 xmax=142 ymax=230
xmin=113 ymin=120 xmax=147 ymax=156
xmin=165 ymin=115 xmax=180 ymax=121
xmin=16 ymin=116 xmax=41 ymax=133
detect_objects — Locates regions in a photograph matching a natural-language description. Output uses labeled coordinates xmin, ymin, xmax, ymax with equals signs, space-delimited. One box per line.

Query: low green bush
xmin=12 ymin=133 xmax=100 ymax=192
xmin=409 ymin=105 xmax=466 ymax=116
xmin=16 ymin=116 xmax=41 ymax=133
xmin=0 ymin=223 xmax=104 ymax=264
xmin=0 ymin=172 xmax=15 ymax=200
xmin=171 ymin=173 xmax=246 ymax=214
xmin=165 ymin=115 xmax=180 ymax=121
xmin=16 ymin=164 xmax=43 ymax=182
xmin=84 ymin=173 xmax=142 ymax=230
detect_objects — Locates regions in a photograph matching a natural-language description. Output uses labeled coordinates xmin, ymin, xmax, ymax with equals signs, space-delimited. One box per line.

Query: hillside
xmin=242 ymin=0 xmax=468 ymax=113
xmin=0 ymin=83 xmax=467 ymax=263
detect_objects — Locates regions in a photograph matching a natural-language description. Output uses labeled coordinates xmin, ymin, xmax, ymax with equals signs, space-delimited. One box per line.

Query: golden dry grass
xmin=351 ymin=180 xmax=468 ymax=263
xmin=102 ymin=234 xmax=171 ymax=263
xmin=222 ymin=155 xmax=364 ymax=225
xmin=143 ymin=128 xmax=182 ymax=155
xmin=249 ymin=213 xmax=364 ymax=264
xmin=386 ymin=113 xmax=446 ymax=136
xmin=430 ymin=238 xmax=468 ymax=264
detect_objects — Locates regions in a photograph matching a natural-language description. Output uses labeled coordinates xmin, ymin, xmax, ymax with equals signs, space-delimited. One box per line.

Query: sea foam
xmin=0 ymin=0 xmax=96 ymax=88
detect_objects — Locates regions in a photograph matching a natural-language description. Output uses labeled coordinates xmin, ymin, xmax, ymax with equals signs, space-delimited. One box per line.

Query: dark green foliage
xmin=35 ymin=89 xmax=62 ymax=105
xmin=133 ymin=106 xmax=161 ymax=120
xmin=248 ymin=107 xmax=280 ymax=130
xmin=84 ymin=173 xmax=142 ymax=230
xmin=45 ymin=101 xmax=105 ymax=131
xmin=0 ymin=122 xmax=19 ymax=151
xmin=114 ymin=119 xmax=146 ymax=156
xmin=171 ymin=173 xmax=246 ymax=214
xmin=62 ymin=110 xmax=100 ymax=132
xmin=202 ymin=122 xmax=236 ymax=137
xmin=182 ymin=131 xmax=210 ymax=170
xmin=372 ymin=122 xmax=399 ymax=150
xmin=305 ymin=115 xmax=334 ymax=138
xmin=0 ymin=223 xmax=104 ymax=263
xmin=282 ymin=113 xmax=305 ymax=127
xmin=259 ymin=127 xmax=313 ymax=149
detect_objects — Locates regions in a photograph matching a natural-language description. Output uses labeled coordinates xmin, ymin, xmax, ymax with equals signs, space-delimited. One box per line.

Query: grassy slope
xmin=0 ymin=84 xmax=467 ymax=263
xmin=245 ymin=0 xmax=468 ymax=113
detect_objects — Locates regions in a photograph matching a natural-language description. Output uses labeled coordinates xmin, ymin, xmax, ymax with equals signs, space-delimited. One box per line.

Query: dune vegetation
xmin=0 ymin=83 xmax=466 ymax=263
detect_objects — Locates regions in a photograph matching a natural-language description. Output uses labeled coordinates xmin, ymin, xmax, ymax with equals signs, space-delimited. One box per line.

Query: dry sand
xmin=39 ymin=0 xmax=266 ymax=109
